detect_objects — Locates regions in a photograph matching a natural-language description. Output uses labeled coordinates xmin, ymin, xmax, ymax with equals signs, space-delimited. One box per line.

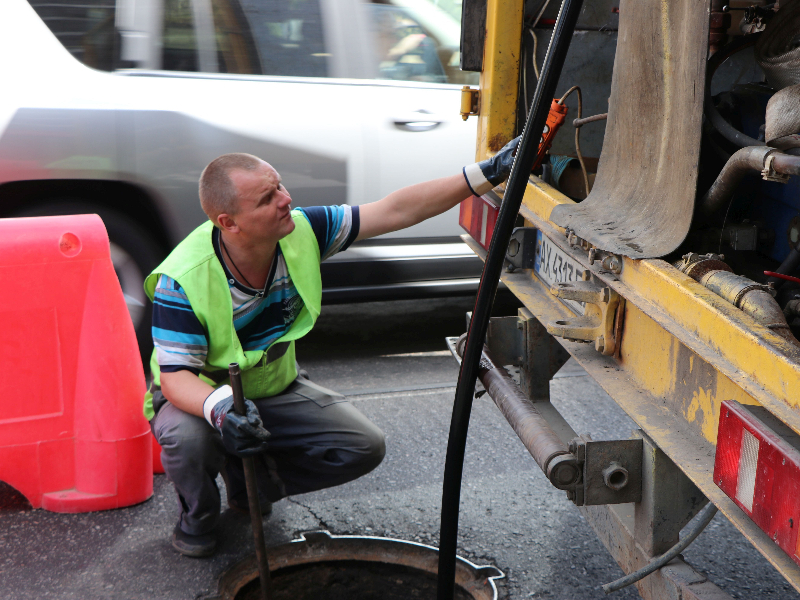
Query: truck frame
xmin=453 ymin=0 xmax=800 ymax=598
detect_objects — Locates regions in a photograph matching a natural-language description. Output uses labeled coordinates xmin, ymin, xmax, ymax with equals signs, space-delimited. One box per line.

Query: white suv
xmin=0 ymin=0 xmax=480 ymax=358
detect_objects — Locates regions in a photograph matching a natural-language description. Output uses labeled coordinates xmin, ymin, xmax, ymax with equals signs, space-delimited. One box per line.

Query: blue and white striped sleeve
xmin=151 ymin=274 xmax=208 ymax=374
xmin=297 ymin=205 xmax=360 ymax=261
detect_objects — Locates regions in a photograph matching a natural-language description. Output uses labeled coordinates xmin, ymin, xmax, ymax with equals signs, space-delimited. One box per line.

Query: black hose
xmin=436 ymin=1 xmax=584 ymax=598
xmin=704 ymin=34 xmax=764 ymax=149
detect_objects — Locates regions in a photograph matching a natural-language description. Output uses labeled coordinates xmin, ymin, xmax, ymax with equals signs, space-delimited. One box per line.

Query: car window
xmin=212 ymin=0 xmax=329 ymax=77
xmin=363 ymin=0 xmax=478 ymax=85
xmin=27 ymin=0 xmax=119 ymax=70
xmin=162 ymin=0 xmax=200 ymax=71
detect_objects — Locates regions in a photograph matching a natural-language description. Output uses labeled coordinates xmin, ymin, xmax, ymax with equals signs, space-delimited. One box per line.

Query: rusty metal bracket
xmin=505 ymin=227 xmax=538 ymax=271
xmin=546 ymin=273 xmax=621 ymax=355
xmin=484 ymin=315 xmax=525 ymax=366
xmin=567 ymin=436 xmax=643 ymax=506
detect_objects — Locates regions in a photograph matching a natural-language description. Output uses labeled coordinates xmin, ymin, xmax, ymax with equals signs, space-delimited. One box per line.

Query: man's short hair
xmin=199 ymin=153 xmax=263 ymax=222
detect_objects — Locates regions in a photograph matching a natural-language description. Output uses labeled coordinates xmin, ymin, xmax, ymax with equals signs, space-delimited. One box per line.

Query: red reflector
xmin=714 ymin=400 xmax=800 ymax=566
xmin=459 ymin=194 xmax=500 ymax=251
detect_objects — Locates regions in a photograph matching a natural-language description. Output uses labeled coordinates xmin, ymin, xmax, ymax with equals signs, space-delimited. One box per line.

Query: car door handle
xmin=393 ymin=120 xmax=442 ymax=132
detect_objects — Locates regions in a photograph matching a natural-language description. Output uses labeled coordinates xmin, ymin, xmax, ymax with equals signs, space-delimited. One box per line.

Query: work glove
xmin=462 ymin=136 xmax=521 ymax=197
xmin=203 ymin=385 xmax=270 ymax=457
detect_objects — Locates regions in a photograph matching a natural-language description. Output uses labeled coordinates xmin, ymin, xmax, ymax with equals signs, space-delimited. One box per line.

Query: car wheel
xmin=13 ymin=200 xmax=164 ymax=367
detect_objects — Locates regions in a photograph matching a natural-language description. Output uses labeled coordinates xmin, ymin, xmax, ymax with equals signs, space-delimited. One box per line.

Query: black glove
xmin=462 ymin=136 xmax=521 ymax=196
xmin=203 ymin=385 xmax=270 ymax=457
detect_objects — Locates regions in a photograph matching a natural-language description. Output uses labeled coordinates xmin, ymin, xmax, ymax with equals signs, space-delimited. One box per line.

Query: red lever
xmin=532 ymin=99 xmax=568 ymax=171
xmin=764 ymin=270 xmax=800 ymax=284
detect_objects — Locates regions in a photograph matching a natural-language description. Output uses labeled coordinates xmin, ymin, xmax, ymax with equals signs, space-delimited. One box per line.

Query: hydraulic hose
xmin=436 ymin=1 xmax=584 ymax=599
xmin=704 ymin=34 xmax=764 ymax=149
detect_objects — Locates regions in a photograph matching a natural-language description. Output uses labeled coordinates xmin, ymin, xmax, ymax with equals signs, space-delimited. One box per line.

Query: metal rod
xmin=455 ymin=339 xmax=579 ymax=488
xmin=573 ymin=112 xmax=607 ymax=128
xmin=229 ymin=363 xmax=273 ymax=600
xmin=602 ymin=502 xmax=718 ymax=593
xmin=436 ymin=1 xmax=584 ymax=598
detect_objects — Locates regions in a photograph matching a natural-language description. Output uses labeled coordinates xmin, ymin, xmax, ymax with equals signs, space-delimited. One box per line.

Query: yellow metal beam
xmin=476 ymin=0 xmax=524 ymax=159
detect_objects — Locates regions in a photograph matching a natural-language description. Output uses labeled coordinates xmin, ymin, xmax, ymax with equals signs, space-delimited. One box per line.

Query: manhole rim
xmin=207 ymin=530 xmax=504 ymax=600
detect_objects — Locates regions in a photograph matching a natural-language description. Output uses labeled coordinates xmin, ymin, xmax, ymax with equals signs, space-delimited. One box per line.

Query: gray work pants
xmin=150 ymin=377 xmax=385 ymax=536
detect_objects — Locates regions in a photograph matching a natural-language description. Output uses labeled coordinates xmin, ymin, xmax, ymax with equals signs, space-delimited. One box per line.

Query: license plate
xmin=534 ymin=230 xmax=585 ymax=314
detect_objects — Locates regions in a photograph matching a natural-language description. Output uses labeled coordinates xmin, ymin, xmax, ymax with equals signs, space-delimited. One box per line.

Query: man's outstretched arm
xmin=356 ymin=136 xmax=520 ymax=242
xmin=357 ymin=174 xmax=471 ymax=241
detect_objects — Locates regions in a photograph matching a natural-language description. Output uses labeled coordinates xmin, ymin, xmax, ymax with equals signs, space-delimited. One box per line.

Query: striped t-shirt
xmin=151 ymin=205 xmax=359 ymax=374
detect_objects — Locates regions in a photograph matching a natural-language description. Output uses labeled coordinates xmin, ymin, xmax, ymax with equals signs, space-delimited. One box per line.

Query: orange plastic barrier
xmin=0 ymin=215 xmax=152 ymax=512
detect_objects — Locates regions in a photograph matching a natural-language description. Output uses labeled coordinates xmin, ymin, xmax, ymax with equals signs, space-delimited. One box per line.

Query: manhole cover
xmin=209 ymin=531 xmax=503 ymax=600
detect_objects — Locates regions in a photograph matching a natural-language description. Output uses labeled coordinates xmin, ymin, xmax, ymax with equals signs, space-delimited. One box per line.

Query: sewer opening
xmin=235 ymin=560 xmax=474 ymax=600
xmin=216 ymin=532 xmax=502 ymax=600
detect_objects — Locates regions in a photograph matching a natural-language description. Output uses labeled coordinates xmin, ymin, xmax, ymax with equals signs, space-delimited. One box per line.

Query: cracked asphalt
xmin=1 ymin=296 xmax=798 ymax=599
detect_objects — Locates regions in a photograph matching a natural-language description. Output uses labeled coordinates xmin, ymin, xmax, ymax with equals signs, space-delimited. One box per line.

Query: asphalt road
xmin=1 ymin=296 xmax=798 ymax=600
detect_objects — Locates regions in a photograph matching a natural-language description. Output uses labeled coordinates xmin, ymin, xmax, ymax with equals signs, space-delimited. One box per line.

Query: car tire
xmin=13 ymin=200 xmax=164 ymax=368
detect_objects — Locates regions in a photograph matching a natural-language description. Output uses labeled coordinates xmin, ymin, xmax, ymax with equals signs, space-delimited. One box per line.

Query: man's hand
xmin=462 ymin=136 xmax=521 ymax=197
xmin=203 ymin=385 xmax=270 ymax=457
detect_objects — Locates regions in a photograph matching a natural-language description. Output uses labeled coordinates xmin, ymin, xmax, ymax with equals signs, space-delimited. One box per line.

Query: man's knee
xmin=362 ymin=425 xmax=386 ymax=471
xmin=153 ymin=404 xmax=223 ymax=469
xmin=333 ymin=421 xmax=386 ymax=476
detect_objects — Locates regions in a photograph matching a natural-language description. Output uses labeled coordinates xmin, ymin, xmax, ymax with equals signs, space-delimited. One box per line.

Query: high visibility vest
xmin=142 ymin=211 xmax=322 ymax=420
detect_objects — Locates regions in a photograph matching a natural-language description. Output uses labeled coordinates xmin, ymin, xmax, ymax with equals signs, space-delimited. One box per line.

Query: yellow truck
xmin=440 ymin=0 xmax=800 ymax=598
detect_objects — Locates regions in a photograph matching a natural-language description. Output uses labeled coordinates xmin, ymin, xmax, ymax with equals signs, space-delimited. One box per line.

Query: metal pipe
xmin=229 ymin=363 xmax=273 ymax=600
xmin=698 ymin=146 xmax=776 ymax=217
xmin=699 ymin=271 xmax=797 ymax=345
xmin=771 ymin=152 xmax=800 ymax=176
xmin=601 ymin=502 xmax=718 ymax=594
xmin=454 ymin=337 xmax=580 ymax=489
xmin=573 ymin=113 xmax=607 ymax=128
xmin=436 ymin=0 xmax=584 ymax=597
xmin=675 ymin=255 xmax=800 ymax=346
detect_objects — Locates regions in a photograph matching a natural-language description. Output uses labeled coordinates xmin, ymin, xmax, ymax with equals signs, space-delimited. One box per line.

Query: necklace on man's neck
xmin=219 ymin=234 xmax=257 ymax=289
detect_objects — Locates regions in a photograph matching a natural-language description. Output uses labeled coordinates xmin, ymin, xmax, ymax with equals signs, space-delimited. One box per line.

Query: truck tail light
xmin=459 ymin=194 xmax=499 ymax=251
xmin=714 ymin=400 xmax=800 ymax=567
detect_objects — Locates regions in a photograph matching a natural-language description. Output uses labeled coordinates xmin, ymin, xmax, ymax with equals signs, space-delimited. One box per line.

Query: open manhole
xmin=209 ymin=530 xmax=503 ymax=600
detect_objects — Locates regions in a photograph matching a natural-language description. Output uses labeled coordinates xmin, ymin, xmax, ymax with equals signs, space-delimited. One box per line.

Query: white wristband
xmin=463 ymin=163 xmax=494 ymax=197
xmin=203 ymin=385 xmax=233 ymax=426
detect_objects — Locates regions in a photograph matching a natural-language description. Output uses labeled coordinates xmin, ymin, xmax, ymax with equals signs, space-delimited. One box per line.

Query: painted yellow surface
xmin=619 ymin=303 xmax=760 ymax=444
xmin=475 ymin=0 xmax=524 ymax=160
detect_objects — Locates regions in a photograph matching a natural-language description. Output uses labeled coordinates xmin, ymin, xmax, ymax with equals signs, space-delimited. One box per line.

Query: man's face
xmin=226 ymin=162 xmax=295 ymax=244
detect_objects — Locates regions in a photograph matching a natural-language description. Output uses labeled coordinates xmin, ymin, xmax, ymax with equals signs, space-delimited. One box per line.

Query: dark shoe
xmin=171 ymin=524 xmax=216 ymax=558
xmin=228 ymin=494 xmax=273 ymax=517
